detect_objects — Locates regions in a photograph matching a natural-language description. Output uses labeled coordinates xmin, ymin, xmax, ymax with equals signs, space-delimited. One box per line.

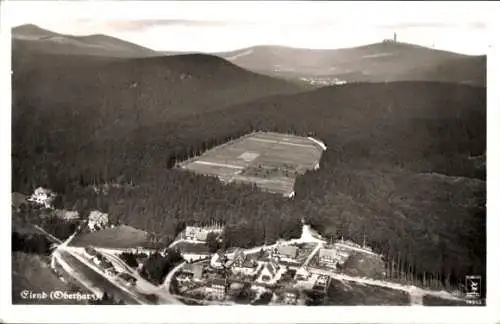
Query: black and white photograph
xmin=0 ymin=1 xmax=497 ymax=323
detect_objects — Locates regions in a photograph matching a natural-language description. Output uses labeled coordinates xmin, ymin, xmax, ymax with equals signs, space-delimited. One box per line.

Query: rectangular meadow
xmin=178 ymin=132 xmax=325 ymax=197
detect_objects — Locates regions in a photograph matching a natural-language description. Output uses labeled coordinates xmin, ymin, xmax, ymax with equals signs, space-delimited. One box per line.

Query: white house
xmin=27 ymin=187 xmax=56 ymax=209
xmin=318 ymin=248 xmax=338 ymax=269
xmin=184 ymin=224 xmax=224 ymax=242
xmin=232 ymin=253 xmax=258 ymax=276
xmin=88 ymin=210 xmax=109 ymax=231
xmin=295 ymin=267 xmax=311 ymax=280
xmin=283 ymin=289 xmax=299 ymax=305
xmin=210 ymin=251 xmax=227 ymax=269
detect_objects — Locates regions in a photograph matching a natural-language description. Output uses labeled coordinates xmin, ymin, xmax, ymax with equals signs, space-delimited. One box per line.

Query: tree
xmin=206 ymin=232 xmax=221 ymax=253
xmin=140 ymin=249 xmax=183 ymax=285
xmin=118 ymin=252 xmax=139 ymax=268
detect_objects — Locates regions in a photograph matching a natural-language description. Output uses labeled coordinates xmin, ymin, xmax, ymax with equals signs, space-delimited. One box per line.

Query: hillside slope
xmin=12 ymin=252 xmax=87 ymax=304
xmin=12 ymin=45 xmax=303 ymax=188
xmin=217 ymin=43 xmax=486 ymax=86
xmin=12 ymin=24 xmax=160 ymax=58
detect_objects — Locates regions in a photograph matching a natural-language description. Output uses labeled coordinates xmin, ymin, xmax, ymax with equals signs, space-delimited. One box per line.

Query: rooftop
xmin=277 ymin=245 xmax=299 ymax=258
xmin=319 ymin=248 xmax=338 ymax=258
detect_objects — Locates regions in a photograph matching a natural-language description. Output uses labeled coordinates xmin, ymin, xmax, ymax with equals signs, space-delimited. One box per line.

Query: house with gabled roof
xmin=256 ymin=261 xmax=283 ymax=285
xmin=232 ymin=255 xmax=258 ymax=276
xmin=283 ymin=287 xmax=299 ymax=305
xmin=27 ymin=187 xmax=56 ymax=209
xmin=181 ymin=263 xmax=203 ymax=281
xmin=208 ymin=278 xmax=228 ymax=300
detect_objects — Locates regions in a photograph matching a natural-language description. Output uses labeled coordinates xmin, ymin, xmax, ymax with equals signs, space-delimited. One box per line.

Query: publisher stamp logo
xmin=465 ymin=275 xmax=481 ymax=300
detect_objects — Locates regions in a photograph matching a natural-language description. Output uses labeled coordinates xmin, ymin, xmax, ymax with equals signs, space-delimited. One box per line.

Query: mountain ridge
xmin=12 ymin=24 xmax=160 ymax=58
xmin=215 ymin=42 xmax=486 ymax=86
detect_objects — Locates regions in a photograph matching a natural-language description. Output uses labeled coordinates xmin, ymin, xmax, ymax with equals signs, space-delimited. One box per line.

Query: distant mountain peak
xmin=12 ymin=24 xmax=159 ymax=58
xmin=12 ymin=24 xmax=61 ymax=39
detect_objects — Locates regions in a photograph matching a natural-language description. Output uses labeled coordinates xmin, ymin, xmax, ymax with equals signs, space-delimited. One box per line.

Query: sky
xmin=4 ymin=1 xmax=493 ymax=54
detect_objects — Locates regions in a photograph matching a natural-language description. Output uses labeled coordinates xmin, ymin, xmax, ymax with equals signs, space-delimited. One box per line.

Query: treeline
xmin=118 ymin=250 xmax=184 ymax=285
xmin=12 ymin=79 xmax=486 ymax=292
xmin=12 ymin=232 xmax=52 ymax=255
xmin=139 ymin=249 xmax=183 ymax=285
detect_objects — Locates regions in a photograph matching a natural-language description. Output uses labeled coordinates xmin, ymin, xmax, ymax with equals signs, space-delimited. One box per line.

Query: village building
xmin=318 ymin=248 xmax=339 ymax=269
xmin=84 ymin=246 xmax=99 ymax=259
xmin=210 ymin=248 xmax=244 ymax=270
xmin=105 ymin=267 xmax=119 ymax=277
xmin=88 ymin=210 xmax=110 ymax=231
xmin=315 ymin=275 xmax=330 ymax=287
xmin=181 ymin=263 xmax=203 ymax=281
xmin=232 ymin=254 xmax=258 ymax=276
xmin=233 ymin=259 xmax=257 ymax=276
xmin=294 ymin=267 xmax=311 ymax=281
xmin=283 ymin=288 xmax=299 ymax=305
xmin=256 ymin=262 xmax=282 ymax=284
xmin=209 ymin=278 xmax=228 ymax=300
xmin=210 ymin=251 xmax=225 ymax=269
xmin=27 ymin=187 xmax=56 ymax=209
xmin=183 ymin=224 xmax=223 ymax=242
xmin=273 ymin=245 xmax=299 ymax=261
xmin=231 ymin=249 xmax=246 ymax=265
xmin=312 ymin=275 xmax=330 ymax=294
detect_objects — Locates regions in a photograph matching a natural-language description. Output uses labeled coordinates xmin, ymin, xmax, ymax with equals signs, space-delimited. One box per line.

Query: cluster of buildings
xmin=171 ymin=218 xmax=381 ymax=305
xmin=318 ymin=247 xmax=350 ymax=269
xmin=13 ymin=187 xmax=81 ymax=221
xmin=87 ymin=210 xmax=110 ymax=231
xmin=176 ymin=243 xmax=311 ymax=303
xmin=15 ymin=187 xmax=115 ymax=228
xmin=299 ymin=77 xmax=348 ymax=87
xmin=27 ymin=187 xmax=57 ymax=209
xmin=182 ymin=224 xmax=224 ymax=242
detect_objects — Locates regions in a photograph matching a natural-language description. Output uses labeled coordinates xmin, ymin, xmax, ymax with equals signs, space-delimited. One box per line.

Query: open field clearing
xmin=324 ymin=279 xmax=410 ymax=306
xmin=178 ymin=132 xmax=325 ymax=196
xmin=70 ymin=225 xmax=154 ymax=249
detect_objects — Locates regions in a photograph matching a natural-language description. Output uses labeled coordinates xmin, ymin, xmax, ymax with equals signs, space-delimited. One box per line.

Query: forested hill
xmin=12 ymin=49 xmax=303 ymax=184
xmin=12 ymin=24 xmax=160 ymax=58
xmin=216 ymin=43 xmax=486 ymax=86
xmin=12 ymin=78 xmax=485 ymax=294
